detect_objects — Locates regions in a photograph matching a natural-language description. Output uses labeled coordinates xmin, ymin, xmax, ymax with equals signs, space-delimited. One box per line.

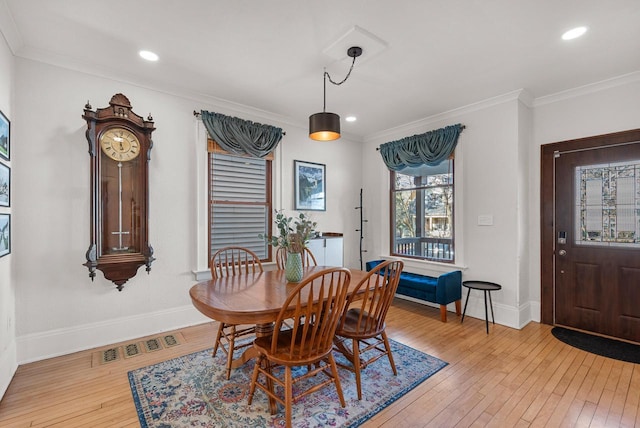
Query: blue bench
xmin=366 ymin=260 xmax=462 ymax=322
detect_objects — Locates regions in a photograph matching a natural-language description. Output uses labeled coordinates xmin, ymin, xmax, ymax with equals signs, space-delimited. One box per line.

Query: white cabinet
xmin=307 ymin=236 xmax=343 ymax=266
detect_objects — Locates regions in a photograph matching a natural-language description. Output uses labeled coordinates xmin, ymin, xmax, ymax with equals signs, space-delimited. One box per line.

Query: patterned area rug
xmin=128 ymin=339 xmax=447 ymax=427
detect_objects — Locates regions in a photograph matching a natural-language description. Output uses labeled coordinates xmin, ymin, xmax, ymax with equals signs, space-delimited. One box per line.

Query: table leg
xmin=483 ymin=290 xmax=489 ymax=334
xmin=461 ymin=288 xmax=471 ymax=323
xmin=333 ymin=337 xmax=355 ymax=364
xmin=230 ymin=322 xmax=273 ymax=369
xmin=489 ymin=290 xmax=495 ymax=324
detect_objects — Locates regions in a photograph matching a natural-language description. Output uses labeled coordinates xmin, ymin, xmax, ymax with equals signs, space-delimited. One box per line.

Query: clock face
xmin=99 ymin=127 xmax=141 ymax=162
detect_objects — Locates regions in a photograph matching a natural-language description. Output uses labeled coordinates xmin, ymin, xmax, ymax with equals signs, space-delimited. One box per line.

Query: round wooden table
xmin=190 ymin=266 xmax=370 ymax=367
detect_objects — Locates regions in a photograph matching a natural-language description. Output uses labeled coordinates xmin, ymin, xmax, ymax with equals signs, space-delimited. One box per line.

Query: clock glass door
xmin=100 ymin=152 xmax=142 ymax=256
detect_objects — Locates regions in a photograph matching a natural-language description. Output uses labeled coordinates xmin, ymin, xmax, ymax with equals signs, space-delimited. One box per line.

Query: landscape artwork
xmin=0 ymin=162 xmax=9 ymax=207
xmin=294 ymin=160 xmax=326 ymax=211
xmin=0 ymin=110 xmax=9 ymax=160
xmin=0 ymin=214 xmax=9 ymax=257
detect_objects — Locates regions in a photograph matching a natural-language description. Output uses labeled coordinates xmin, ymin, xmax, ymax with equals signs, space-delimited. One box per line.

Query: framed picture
xmin=0 ymin=110 xmax=9 ymax=161
xmin=0 ymin=162 xmax=8 ymax=207
xmin=294 ymin=160 xmax=326 ymax=211
xmin=0 ymin=213 xmax=9 ymax=258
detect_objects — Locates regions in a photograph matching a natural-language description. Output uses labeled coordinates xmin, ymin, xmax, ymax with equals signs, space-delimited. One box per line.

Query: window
xmin=575 ymin=160 xmax=640 ymax=247
xmin=209 ymin=143 xmax=272 ymax=261
xmin=390 ymin=159 xmax=454 ymax=262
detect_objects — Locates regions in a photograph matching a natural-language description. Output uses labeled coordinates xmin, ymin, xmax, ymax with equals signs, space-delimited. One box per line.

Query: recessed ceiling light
xmin=139 ymin=50 xmax=159 ymax=61
xmin=345 ymin=116 xmax=357 ymax=122
xmin=562 ymin=26 xmax=587 ymax=41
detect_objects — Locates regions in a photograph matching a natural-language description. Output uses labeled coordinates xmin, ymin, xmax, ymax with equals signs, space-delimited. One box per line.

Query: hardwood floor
xmin=1 ymin=298 xmax=638 ymax=427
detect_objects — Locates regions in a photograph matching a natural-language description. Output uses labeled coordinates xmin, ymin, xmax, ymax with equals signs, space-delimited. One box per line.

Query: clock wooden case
xmin=82 ymin=94 xmax=155 ymax=290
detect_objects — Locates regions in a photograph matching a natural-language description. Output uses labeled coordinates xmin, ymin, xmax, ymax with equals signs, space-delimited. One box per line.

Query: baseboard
xmin=0 ymin=340 xmax=17 ymax=401
xmin=394 ymin=293 xmax=526 ymax=329
xmin=16 ymin=305 xmax=211 ymax=364
xmin=528 ymin=300 xmax=541 ymax=323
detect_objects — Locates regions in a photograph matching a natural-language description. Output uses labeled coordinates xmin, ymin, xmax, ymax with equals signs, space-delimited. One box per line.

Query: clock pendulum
xmin=112 ymin=161 xmax=130 ymax=251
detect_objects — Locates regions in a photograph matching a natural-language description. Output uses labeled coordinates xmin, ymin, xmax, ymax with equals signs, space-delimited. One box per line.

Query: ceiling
xmin=1 ymin=0 xmax=639 ymax=140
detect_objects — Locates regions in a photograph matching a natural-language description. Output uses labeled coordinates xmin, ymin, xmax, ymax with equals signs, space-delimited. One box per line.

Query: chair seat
xmin=254 ymin=328 xmax=332 ymax=366
xmin=337 ymin=308 xmax=386 ymax=338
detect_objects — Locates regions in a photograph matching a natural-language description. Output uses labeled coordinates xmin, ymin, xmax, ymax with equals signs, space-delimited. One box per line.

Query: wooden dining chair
xmin=333 ymin=259 xmax=404 ymax=400
xmin=275 ymin=246 xmax=317 ymax=270
xmin=210 ymin=246 xmax=264 ymax=379
xmin=248 ymin=267 xmax=351 ymax=428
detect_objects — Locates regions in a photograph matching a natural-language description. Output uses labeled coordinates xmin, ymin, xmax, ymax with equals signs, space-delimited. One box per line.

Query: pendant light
xmin=309 ymin=46 xmax=362 ymax=141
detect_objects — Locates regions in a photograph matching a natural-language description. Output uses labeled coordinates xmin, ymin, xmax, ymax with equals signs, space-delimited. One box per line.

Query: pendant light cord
xmin=325 ymin=53 xmax=358 ymax=86
xmin=322 ymin=53 xmax=359 ymax=112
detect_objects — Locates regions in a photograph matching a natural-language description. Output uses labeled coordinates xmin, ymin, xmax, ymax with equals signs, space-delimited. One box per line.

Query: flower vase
xmin=285 ymin=252 xmax=304 ymax=283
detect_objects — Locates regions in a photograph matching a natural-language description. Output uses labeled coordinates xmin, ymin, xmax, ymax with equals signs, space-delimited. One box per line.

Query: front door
xmin=554 ymin=141 xmax=640 ymax=342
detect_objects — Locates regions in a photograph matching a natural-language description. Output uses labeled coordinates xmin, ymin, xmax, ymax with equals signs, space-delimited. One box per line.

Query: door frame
xmin=540 ymin=128 xmax=640 ymax=325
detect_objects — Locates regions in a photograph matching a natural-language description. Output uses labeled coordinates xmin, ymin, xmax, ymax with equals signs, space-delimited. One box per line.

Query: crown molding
xmin=18 ymin=44 xmax=308 ymax=128
xmin=0 ymin=0 xmax=23 ymax=54
xmin=365 ymin=89 xmax=527 ymax=143
xmin=532 ymin=71 xmax=640 ymax=107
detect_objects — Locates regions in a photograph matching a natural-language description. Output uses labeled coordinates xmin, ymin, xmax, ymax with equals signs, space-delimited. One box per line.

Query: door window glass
xmin=575 ymin=161 xmax=640 ymax=247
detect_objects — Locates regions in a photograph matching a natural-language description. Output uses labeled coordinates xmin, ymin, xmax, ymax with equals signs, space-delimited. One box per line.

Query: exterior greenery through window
xmin=391 ymin=159 xmax=454 ymax=262
xmin=209 ymin=151 xmax=272 ymax=261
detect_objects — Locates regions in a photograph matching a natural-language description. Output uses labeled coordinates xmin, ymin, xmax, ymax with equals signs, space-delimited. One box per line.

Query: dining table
xmin=189 ymin=265 xmax=371 ymax=369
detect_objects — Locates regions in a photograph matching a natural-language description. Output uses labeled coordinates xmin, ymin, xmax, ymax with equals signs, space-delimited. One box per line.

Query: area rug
xmin=128 ymin=339 xmax=447 ymax=427
xmin=552 ymin=326 xmax=640 ymax=364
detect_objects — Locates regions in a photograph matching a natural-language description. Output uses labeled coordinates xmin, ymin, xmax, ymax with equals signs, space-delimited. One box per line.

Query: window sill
xmin=378 ymin=256 xmax=466 ymax=276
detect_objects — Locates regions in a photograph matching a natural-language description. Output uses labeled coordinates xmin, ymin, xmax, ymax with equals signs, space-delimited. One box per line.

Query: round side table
xmin=461 ymin=280 xmax=502 ymax=334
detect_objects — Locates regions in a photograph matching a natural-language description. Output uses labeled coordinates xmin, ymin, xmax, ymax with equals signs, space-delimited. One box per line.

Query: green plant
xmin=259 ymin=210 xmax=317 ymax=253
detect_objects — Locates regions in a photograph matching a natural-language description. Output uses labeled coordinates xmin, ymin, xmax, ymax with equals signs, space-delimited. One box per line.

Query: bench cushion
xmin=366 ymin=259 xmax=461 ymax=306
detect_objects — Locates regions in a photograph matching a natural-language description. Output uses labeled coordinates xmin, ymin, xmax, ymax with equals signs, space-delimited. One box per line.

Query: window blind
xmin=210 ymin=152 xmax=270 ymax=259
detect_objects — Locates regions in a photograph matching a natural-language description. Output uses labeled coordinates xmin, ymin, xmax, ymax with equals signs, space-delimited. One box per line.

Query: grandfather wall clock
xmin=82 ymin=94 xmax=155 ymax=290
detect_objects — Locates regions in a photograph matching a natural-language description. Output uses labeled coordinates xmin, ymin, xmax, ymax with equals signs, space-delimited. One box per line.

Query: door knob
xmin=558 ymin=249 xmax=567 ymax=256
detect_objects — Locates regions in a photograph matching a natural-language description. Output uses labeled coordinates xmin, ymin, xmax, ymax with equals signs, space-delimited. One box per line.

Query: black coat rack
xmin=355 ymin=188 xmax=368 ymax=270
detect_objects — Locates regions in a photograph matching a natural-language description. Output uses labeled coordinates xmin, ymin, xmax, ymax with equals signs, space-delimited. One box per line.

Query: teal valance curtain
xmin=379 ymin=123 xmax=464 ymax=171
xmin=200 ymin=110 xmax=284 ymax=158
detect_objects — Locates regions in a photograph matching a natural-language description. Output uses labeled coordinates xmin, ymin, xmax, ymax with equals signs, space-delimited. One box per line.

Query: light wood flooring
xmin=1 ymin=298 xmax=638 ymax=427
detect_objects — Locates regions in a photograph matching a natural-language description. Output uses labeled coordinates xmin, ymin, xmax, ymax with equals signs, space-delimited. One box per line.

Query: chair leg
xmin=285 ymin=366 xmax=293 ymax=428
xmin=381 ymin=331 xmax=397 ymax=376
xmin=225 ymin=325 xmax=236 ymax=380
xmin=247 ymin=355 xmax=261 ymax=405
xmin=352 ymin=338 xmax=362 ymax=400
xmin=265 ymin=360 xmax=277 ymax=415
xmin=327 ymin=352 xmax=346 ymax=407
xmin=212 ymin=322 xmax=225 ymax=357
xmin=455 ymin=299 xmax=461 ymax=316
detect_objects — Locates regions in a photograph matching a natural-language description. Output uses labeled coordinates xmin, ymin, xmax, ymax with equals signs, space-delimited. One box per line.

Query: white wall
xmin=516 ymin=96 xmax=533 ymax=323
xmin=528 ymin=73 xmax=640 ymax=313
xmin=363 ymin=91 xmax=529 ymax=328
xmin=0 ymin=24 xmax=16 ymax=399
xmin=12 ymin=58 xmax=363 ymax=363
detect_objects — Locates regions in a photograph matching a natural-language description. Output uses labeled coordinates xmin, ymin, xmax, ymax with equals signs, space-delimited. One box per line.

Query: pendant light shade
xmin=309 ymin=112 xmax=340 ymax=141
xmin=309 ymin=46 xmax=362 ymax=141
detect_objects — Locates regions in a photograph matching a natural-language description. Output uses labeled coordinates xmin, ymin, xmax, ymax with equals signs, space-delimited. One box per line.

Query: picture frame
xmin=0 ymin=109 xmax=9 ymax=161
xmin=294 ymin=160 xmax=326 ymax=211
xmin=0 ymin=213 xmax=9 ymax=258
xmin=0 ymin=162 xmax=8 ymax=207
